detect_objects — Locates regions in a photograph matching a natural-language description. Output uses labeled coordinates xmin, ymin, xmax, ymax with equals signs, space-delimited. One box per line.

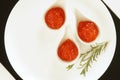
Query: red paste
xmin=45 ymin=7 xmax=65 ymax=29
xmin=77 ymin=21 xmax=99 ymax=42
xmin=57 ymin=39 xmax=78 ymax=62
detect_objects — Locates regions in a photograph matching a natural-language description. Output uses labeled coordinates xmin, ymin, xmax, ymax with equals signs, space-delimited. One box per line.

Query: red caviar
xmin=78 ymin=21 xmax=99 ymax=42
xmin=57 ymin=39 xmax=78 ymax=62
xmin=45 ymin=7 xmax=65 ymax=29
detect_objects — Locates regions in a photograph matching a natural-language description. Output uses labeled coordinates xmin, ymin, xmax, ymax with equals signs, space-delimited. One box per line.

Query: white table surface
xmin=103 ymin=0 xmax=120 ymax=19
xmin=0 ymin=0 xmax=119 ymax=80
xmin=0 ymin=63 xmax=15 ymax=80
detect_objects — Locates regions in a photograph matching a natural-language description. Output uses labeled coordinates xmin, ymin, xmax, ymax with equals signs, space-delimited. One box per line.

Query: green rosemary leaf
xmin=66 ymin=64 xmax=74 ymax=70
xmin=80 ymin=51 xmax=90 ymax=63
xmin=92 ymin=53 xmax=97 ymax=61
xmin=80 ymin=68 xmax=86 ymax=76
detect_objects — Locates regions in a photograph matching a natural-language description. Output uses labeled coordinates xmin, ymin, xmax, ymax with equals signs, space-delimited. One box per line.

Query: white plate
xmin=4 ymin=0 xmax=116 ymax=80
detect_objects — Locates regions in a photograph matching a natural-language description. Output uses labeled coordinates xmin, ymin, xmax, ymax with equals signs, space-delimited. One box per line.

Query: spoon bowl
xmin=74 ymin=8 xmax=100 ymax=45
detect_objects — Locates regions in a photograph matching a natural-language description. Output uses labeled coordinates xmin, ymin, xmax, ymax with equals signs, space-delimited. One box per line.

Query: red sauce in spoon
xmin=57 ymin=39 xmax=78 ymax=62
xmin=45 ymin=7 xmax=65 ymax=29
xmin=77 ymin=21 xmax=99 ymax=42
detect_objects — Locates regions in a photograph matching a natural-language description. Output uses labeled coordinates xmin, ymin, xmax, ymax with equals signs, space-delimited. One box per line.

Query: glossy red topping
xmin=78 ymin=21 xmax=99 ymax=42
xmin=45 ymin=7 xmax=65 ymax=29
xmin=57 ymin=39 xmax=78 ymax=62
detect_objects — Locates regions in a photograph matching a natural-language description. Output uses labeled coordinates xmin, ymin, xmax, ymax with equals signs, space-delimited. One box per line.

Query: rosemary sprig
xmin=80 ymin=41 xmax=108 ymax=76
xmin=66 ymin=41 xmax=109 ymax=76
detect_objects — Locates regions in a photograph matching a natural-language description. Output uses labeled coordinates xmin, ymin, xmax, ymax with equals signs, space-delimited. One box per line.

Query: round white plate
xmin=4 ymin=0 xmax=116 ymax=80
